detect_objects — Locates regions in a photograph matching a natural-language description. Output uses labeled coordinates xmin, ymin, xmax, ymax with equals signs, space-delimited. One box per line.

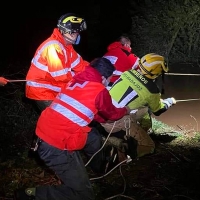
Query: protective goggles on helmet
xmin=57 ymin=15 xmax=87 ymax=34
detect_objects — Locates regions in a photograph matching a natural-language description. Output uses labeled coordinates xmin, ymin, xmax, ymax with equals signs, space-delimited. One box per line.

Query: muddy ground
xmin=0 ymin=128 xmax=200 ymax=200
xmin=92 ymin=133 xmax=200 ymax=200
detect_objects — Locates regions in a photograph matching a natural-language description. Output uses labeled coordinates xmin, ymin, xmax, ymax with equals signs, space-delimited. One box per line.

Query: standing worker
xmin=25 ymin=13 xmax=89 ymax=113
xmin=103 ymin=35 xmax=139 ymax=88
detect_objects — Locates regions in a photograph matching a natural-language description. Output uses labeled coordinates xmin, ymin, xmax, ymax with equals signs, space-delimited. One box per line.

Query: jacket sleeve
xmin=44 ymin=44 xmax=88 ymax=82
xmin=128 ymin=54 xmax=139 ymax=69
xmin=71 ymin=48 xmax=89 ymax=73
xmin=153 ymin=99 xmax=172 ymax=116
xmin=147 ymin=94 xmax=168 ymax=116
xmin=44 ymin=44 xmax=71 ymax=82
xmin=94 ymin=88 xmax=127 ymax=122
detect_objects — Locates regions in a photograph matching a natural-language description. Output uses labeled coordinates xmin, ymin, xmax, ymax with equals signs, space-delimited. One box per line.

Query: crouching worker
xmin=14 ymin=57 xmax=130 ymax=200
xmin=101 ymin=53 xmax=176 ymax=158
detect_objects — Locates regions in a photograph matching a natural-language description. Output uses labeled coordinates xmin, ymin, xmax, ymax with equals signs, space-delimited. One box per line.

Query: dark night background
xmin=1 ymin=0 xmax=133 ymax=72
xmin=2 ymin=0 xmax=200 ymax=75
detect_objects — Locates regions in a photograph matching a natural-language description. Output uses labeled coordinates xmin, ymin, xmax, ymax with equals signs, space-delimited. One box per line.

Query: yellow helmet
xmin=139 ymin=53 xmax=169 ymax=79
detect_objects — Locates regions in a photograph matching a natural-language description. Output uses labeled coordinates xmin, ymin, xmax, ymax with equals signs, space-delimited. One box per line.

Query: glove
xmin=0 ymin=77 xmax=8 ymax=86
xmin=161 ymin=97 xmax=176 ymax=108
xmin=171 ymin=97 xmax=176 ymax=104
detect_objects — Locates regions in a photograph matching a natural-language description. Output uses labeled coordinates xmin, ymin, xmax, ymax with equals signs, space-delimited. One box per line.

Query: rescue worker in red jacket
xmin=25 ymin=13 xmax=89 ymax=112
xmin=103 ymin=35 xmax=139 ymax=88
xmin=0 ymin=77 xmax=8 ymax=86
xmin=14 ymin=57 xmax=130 ymax=200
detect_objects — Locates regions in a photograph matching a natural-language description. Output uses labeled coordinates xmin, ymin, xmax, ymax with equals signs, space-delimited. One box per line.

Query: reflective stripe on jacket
xmin=103 ymin=41 xmax=139 ymax=83
xmin=36 ymin=81 xmax=105 ymax=150
xmin=109 ymin=69 xmax=166 ymax=113
xmin=26 ymin=28 xmax=88 ymax=100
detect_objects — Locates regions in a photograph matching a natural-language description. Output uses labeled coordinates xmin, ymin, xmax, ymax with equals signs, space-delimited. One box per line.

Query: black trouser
xmin=35 ymin=128 xmax=102 ymax=200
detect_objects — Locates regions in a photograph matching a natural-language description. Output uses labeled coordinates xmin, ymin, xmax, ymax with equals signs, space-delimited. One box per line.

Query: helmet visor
xmin=59 ymin=16 xmax=87 ymax=34
xmin=80 ymin=20 xmax=87 ymax=31
xmin=69 ymin=19 xmax=87 ymax=33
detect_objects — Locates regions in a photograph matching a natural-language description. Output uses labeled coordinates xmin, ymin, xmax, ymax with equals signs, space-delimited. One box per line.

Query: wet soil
xmin=92 ymin=136 xmax=200 ymax=200
xmin=1 ymin=131 xmax=200 ymax=200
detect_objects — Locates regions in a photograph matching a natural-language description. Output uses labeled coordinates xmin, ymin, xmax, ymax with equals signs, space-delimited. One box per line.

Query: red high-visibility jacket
xmin=103 ymin=41 xmax=139 ymax=83
xmin=36 ymin=66 xmax=127 ymax=150
xmin=26 ymin=28 xmax=89 ymax=100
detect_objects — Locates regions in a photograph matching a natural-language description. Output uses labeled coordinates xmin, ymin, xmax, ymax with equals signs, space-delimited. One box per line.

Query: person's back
xmin=103 ymin=35 xmax=139 ymax=85
xmin=14 ymin=58 xmax=129 ymax=200
xmin=109 ymin=53 xmax=175 ymax=115
xmin=101 ymin=53 xmax=176 ymax=158
xmin=110 ymin=68 xmax=161 ymax=112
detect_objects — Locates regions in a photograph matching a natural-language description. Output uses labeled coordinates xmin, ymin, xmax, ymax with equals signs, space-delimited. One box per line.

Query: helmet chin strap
xmin=63 ymin=35 xmax=76 ymax=44
xmin=63 ymin=34 xmax=80 ymax=45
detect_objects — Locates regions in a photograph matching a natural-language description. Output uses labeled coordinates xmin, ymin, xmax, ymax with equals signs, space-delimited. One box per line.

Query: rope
xmin=8 ymin=79 xmax=29 ymax=82
xmin=85 ymin=121 xmax=117 ymax=167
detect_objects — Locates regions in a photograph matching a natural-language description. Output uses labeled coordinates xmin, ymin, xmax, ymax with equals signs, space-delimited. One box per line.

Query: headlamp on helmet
xmin=57 ymin=13 xmax=87 ymax=34
xmin=138 ymin=53 xmax=168 ymax=79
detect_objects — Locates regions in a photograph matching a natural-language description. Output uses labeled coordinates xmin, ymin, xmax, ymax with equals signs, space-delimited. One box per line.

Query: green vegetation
xmin=153 ymin=117 xmax=200 ymax=146
xmin=129 ymin=0 xmax=200 ymax=64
